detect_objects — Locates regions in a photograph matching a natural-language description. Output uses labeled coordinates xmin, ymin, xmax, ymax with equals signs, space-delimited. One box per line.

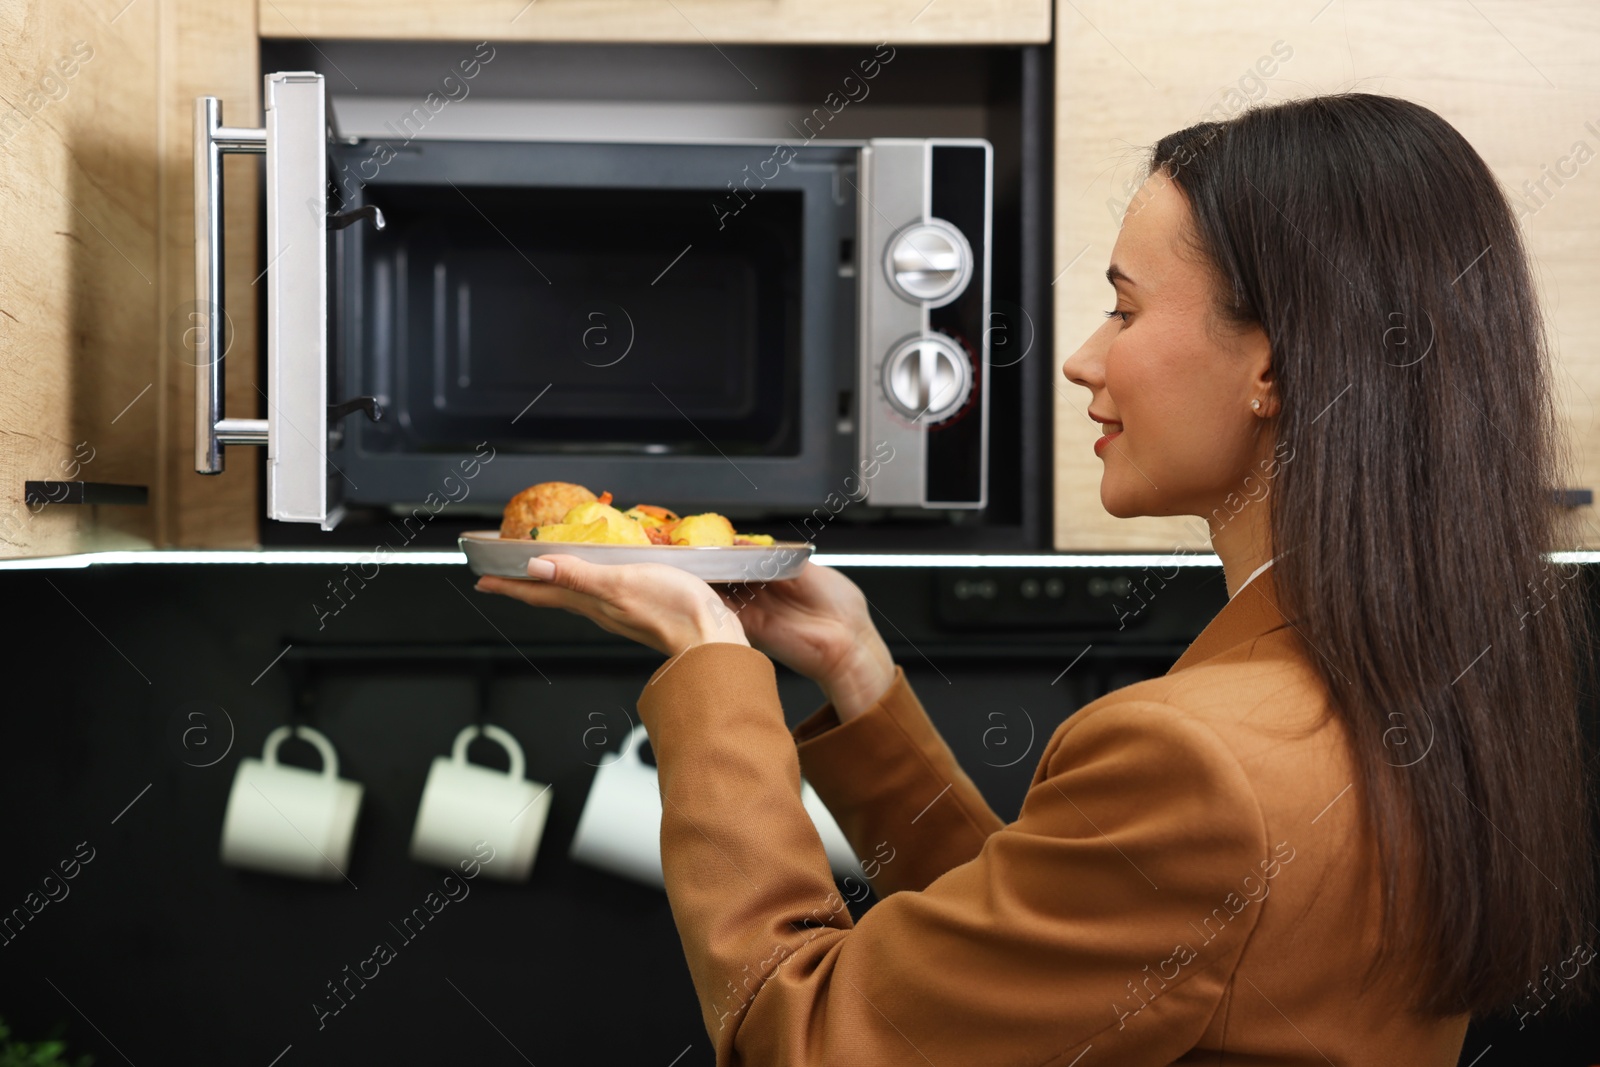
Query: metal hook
xmin=282 ymin=653 xmax=315 ymax=727
xmin=328 ymin=396 xmax=383 ymax=424
xmin=472 ymin=661 xmax=494 ymax=728
xmin=326 ymin=204 xmax=386 ymax=232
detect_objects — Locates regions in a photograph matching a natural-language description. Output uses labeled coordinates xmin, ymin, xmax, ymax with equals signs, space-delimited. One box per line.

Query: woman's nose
xmin=1061 ymin=323 xmax=1106 ymax=390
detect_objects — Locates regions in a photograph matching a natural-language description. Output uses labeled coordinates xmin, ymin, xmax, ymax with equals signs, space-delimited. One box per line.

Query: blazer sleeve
xmin=788 ymin=664 xmax=1005 ymax=896
xmin=636 ymin=643 xmax=1273 ymax=1067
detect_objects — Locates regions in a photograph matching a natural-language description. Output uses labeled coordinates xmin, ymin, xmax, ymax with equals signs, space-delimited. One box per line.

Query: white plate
xmin=459 ymin=531 xmax=813 ymax=583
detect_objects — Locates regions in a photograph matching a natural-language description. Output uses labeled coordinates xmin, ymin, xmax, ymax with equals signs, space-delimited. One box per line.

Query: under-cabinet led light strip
xmin=0 ymin=550 xmax=1597 ymax=570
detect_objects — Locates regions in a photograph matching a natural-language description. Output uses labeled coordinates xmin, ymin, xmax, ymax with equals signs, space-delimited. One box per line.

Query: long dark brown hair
xmin=1144 ymin=93 xmax=1597 ymax=1017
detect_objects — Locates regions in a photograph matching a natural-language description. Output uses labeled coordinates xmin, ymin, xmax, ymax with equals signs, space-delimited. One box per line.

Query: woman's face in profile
xmin=1061 ymin=175 xmax=1276 ymax=522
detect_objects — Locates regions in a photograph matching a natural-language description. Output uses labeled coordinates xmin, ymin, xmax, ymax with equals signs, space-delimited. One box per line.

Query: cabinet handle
xmin=193 ymin=97 xmax=267 ymax=474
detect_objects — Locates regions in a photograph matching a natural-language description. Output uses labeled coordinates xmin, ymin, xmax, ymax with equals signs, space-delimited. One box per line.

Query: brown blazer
xmin=635 ymin=565 xmax=1472 ymax=1065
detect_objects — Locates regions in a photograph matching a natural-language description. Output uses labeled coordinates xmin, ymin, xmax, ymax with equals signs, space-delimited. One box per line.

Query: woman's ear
xmin=1246 ymin=328 xmax=1278 ymax=418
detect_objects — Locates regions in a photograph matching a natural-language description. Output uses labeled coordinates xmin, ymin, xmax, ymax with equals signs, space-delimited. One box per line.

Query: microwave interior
xmin=327 ymin=138 xmax=859 ymax=513
xmin=350 ymin=181 xmax=804 ymax=455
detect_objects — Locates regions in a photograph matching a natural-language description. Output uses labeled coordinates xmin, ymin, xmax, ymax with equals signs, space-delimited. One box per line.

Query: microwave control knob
xmin=884 ymin=219 xmax=973 ymax=307
xmin=882 ymin=334 xmax=972 ymax=423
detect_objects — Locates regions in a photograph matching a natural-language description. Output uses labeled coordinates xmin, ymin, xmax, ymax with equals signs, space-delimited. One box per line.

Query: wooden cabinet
xmin=258 ymin=0 xmax=1051 ymax=44
xmin=2 ymin=0 xmax=1049 ymax=561
xmin=29 ymin=2 xmax=1593 ymax=555
xmin=1053 ymin=0 xmax=1600 ymax=550
xmin=0 ymin=0 xmax=259 ymax=558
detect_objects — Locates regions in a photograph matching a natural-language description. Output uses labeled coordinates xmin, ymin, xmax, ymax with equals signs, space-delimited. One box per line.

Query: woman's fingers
xmin=474 ymin=573 xmax=584 ymax=612
xmin=524 ymin=553 xmax=604 ymax=593
xmin=473 ymin=554 xmax=746 ymax=656
xmin=476 ymin=556 xmax=637 ymax=620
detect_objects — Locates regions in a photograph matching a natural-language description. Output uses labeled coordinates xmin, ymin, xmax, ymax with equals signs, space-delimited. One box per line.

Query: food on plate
xmin=621 ymin=505 xmax=680 ymax=544
xmin=500 ymin=481 xmax=776 ymax=546
xmin=623 ymin=504 xmax=679 ymax=526
xmin=526 ymin=519 xmax=612 ymax=544
xmin=546 ymin=502 xmax=651 ymax=546
xmin=668 ymin=513 xmax=734 ymax=546
xmin=498 ymin=481 xmax=611 ymax=539
xmin=521 ymin=521 xmax=608 ymax=547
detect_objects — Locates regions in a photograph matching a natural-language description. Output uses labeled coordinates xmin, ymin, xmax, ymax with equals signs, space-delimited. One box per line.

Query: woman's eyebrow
xmin=1105 ymin=264 xmax=1137 ymax=288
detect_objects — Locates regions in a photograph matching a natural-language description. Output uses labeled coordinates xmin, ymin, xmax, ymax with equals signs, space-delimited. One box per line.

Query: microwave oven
xmin=193 ymin=72 xmax=993 ymax=530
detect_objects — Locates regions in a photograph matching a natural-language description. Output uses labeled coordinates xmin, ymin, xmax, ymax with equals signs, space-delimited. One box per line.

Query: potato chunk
xmin=670 ymin=513 xmax=736 ymax=546
xmin=530 ymin=518 xmax=611 ymax=543
xmin=560 ymin=502 xmax=651 ymax=545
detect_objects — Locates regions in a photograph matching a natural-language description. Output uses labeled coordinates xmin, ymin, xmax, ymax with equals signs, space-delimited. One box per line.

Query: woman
xmin=477 ymin=93 xmax=1597 ymax=1064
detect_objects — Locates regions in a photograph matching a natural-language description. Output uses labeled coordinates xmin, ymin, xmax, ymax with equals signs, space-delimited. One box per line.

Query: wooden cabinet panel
xmin=0 ymin=1 xmax=161 ymax=557
xmin=0 ymin=0 xmax=260 ymax=558
xmin=1053 ymin=0 xmax=1600 ymax=551
xmin=258 ymin=0 xmax=1050 ymax=44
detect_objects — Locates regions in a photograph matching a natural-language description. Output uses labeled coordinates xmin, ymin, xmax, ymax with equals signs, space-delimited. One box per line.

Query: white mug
xmin=219 ymin=725 xmax=363 ymax=882
xmin=409 ymin=724 xmax=552 ymax=883
xmin=569 ymin=723 xmax=859 ymax=888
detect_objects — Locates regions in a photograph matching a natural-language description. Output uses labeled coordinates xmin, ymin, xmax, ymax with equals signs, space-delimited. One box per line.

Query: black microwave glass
xmin=356 ymin=182 xmax=804 ymax=457
xmin=326 ymin=137 xmax=860 ymax=515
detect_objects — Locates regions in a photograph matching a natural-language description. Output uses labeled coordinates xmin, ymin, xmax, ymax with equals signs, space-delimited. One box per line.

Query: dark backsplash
xmin=0 ymin=561 xmax=1591 ymax=1064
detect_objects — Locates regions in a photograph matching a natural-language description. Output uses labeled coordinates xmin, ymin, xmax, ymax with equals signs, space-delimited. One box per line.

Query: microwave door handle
xmin=193 ymin=97 xmax=266 ymax=473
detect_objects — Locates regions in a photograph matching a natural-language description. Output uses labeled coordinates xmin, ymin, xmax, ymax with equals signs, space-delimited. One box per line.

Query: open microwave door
xmin=194 ymin=71 xmax=369 ymax=530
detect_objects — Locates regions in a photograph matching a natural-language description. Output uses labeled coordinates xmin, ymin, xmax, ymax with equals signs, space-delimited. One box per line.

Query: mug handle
xmin=262 ymin=724 xmax=340 ymax=781
xmin=451 ymin=724 xmax=526 ymax=782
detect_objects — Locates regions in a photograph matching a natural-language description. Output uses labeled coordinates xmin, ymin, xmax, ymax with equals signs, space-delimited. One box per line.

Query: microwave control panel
xmin=859 ymin=139 xmax=992 ymax=509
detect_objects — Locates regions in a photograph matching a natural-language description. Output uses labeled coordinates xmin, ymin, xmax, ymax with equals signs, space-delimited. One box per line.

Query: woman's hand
xmin=474 ymin=555 xmax=748 ymax=658
xmin=715 ymin=562 xmax=895 ymax=723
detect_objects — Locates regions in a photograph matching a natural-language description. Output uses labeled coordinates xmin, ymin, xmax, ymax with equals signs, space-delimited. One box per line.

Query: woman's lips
xmin=1093 ymin=427 xmax=1124 ymax=455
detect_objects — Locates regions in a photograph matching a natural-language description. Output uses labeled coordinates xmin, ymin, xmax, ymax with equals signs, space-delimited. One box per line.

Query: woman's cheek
xmin=1102 ymin=344 xmax=1147 ymax=443
xmin=1098 ymin=352 xmax=1157 ymax=507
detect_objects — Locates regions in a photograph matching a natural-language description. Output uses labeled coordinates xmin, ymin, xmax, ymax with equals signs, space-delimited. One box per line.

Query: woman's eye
xmin=1103 ymin=309 xmax=1130 ymax=325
